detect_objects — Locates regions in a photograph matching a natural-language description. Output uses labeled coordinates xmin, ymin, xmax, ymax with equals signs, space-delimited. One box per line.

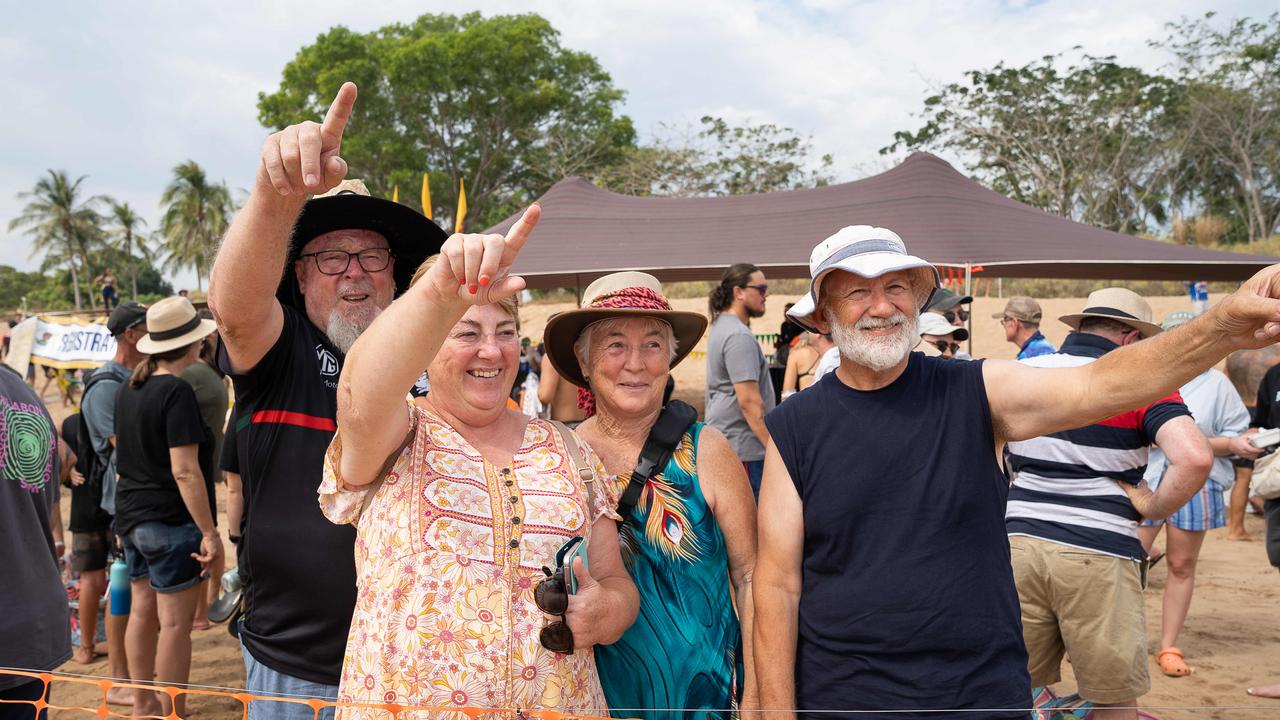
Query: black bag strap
xmin=618 ymin=400 xmax=698 ymax=518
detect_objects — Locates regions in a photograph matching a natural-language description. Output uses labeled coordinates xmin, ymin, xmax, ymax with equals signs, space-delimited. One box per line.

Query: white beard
xmin=326 ymin=306 xmax=381 ymax=354
xmin=829 ymin=310 xmax=918 ymax=372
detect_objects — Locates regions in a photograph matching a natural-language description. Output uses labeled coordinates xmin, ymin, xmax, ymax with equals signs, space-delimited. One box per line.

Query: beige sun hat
xmin=135 ymin=296 xmax=218 ymax=354
xmin=1059 ymin=287 xmax=1163 ymax=338
xmin=543 ymin=272 xmax=709 ymax=389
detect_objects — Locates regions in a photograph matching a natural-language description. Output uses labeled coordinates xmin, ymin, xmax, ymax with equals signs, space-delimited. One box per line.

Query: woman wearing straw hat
xmin=113 ymin=296 xmax=222 ymax=719
xmin=543 ymin=271 xmax=758 ymax=719
xmin=319 ymin=207 xmax=638 ymax=719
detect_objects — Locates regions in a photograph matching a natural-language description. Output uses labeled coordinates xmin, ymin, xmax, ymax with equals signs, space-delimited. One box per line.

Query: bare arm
xmin=538 ymin=354 xmax=559 ymax=406
xmin=697 ymin=426 xmax=759 ymax=709
xmin=782 ymin=352 xmax=800 ymax=395
xmin=753 ymin=438 xmax=803 ymax=719
xmin=337 ymin=206 xmax=541 ymax=487
xmin=733 ymin=381 xmax=770 ymax=446
xmin=208 ymin=84 xmax=356 ymax=374
xmin=566 ymin=516 xmax=639 ymax=647
xmin=988 ymin=278 xmax=1280 ymax=445
xmin=169 ymin=444 xmax=223 ymax=568
xmin=225 ymin=471 xmax=243 ymax=538
xmin=1121 ymin=416 xmax=1213 ymax=519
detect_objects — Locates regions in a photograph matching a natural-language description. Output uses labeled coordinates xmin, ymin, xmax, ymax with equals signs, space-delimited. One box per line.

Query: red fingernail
xmin=479 ymin=276 xmax=491 ymax=287
xmin=469 ymin=284 xmax=478 ymax=294
xmin=459 ymin=278 xmax=466 ymax=285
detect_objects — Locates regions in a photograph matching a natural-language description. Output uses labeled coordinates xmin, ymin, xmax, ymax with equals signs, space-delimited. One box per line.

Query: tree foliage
xmin=107 ymin=200 xmax=151 ymax=300
xmin=596 ymin=116 xmax=834 ymax=197
xmin=159 ymin=160 xmax=233 ymax=292
xmin=8 ymin=170 xmax=106 ymax=310
xmin=258 ymin=12 xmax=635 ymax=230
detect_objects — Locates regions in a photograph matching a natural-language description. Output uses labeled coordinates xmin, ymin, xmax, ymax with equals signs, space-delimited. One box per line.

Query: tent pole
xmin=576 ymin=275 xmax=583 ymax=308
xmin=964 ymin=263 xmax=973 ymax=356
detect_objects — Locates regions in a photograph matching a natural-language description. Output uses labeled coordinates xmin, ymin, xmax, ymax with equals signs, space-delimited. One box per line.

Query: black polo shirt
xmin=219 ymin=305 xmax=355 ymax=685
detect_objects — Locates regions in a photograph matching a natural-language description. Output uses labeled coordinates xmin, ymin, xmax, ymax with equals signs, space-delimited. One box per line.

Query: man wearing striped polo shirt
xmin=1006 ymin=288 xmax=1213 ymax=720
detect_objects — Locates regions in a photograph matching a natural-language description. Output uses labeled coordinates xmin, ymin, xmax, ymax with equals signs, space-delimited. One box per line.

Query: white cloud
xmin=1 ymin=0 xmax=1272 ymax=289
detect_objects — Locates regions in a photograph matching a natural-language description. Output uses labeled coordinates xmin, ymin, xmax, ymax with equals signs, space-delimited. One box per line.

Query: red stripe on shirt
xmin=251 ymin=409 xmax=337 ymax=432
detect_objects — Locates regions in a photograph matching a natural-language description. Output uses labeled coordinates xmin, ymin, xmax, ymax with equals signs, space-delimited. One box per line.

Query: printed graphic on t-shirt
xmin=316 ymin=345 xmax=339 ymax=377
xmin=1 ymin=395 xmax=55 ymax=493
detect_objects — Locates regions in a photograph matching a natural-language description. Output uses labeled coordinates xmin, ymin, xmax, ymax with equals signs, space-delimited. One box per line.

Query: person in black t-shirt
xmin=207 ymin=82 xmax=445 ymax=716
xmin=113 ymin=297 xmax=221 ymax=720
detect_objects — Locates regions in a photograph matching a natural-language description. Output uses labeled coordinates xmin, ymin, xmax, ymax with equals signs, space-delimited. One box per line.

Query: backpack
xmin=76 ymin=365 xmax=130 ymax=509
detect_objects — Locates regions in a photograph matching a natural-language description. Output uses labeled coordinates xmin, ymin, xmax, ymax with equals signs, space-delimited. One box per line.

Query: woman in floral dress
xmin=319 ymin=208 xmax=639 ymax=720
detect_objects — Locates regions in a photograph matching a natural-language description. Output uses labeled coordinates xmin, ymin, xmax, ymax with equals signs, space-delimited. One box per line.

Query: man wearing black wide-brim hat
xmin=208 ymin=82 xmax=446 ymax=718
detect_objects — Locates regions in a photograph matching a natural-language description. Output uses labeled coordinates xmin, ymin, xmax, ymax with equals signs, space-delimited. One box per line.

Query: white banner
xmin=29 ymin=316 xmax=117 ymax=370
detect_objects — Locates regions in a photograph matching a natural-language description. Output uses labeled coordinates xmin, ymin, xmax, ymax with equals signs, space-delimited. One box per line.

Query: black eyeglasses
xmin=743 ymin=284 xmax=769 ymax=295
xmin=534 ymin=536 xmax=583 ymax=654
xmin=943 ymin=309 xmax=970 ymax=323
xmin=932 ymin=340 xmax=961 ymax=355
xmin=297 ymin=248 xmax=393 ymax=276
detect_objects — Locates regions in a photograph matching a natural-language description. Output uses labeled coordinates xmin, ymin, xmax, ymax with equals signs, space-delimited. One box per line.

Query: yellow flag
xmin=455 ymin=178 xmax=468 ymax=233
xmin=421 ymin=172 xmax=433 ymax=219
xmin=392 ymin=184 xmax=399 ymax=203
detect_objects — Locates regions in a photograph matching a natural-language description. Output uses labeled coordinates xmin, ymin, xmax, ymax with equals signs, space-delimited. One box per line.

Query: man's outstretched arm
xmin=208 ymin=82 xmax=356 ymax=373
xmin=987 ymin=266 xmax=1280 ymax=444
xmin=753 ymin=439 xmax=804 ymax=720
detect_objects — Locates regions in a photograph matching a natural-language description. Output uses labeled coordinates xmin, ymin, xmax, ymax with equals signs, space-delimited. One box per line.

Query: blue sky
xmin=2 ymin=0 xmax=1272 ymax=290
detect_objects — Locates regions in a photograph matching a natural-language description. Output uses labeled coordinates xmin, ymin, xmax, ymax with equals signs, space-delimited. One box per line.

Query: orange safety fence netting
xmin=0 ymin=669 xmax=619 ymax=720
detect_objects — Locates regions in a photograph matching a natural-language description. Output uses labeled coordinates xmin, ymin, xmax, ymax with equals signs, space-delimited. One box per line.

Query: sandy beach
xmin=40 ymin=292 xmax=1280 ymax=720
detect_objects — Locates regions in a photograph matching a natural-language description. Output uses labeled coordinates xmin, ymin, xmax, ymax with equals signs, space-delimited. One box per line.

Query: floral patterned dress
xmin=318 ymin=402 xmax=620 ymax=720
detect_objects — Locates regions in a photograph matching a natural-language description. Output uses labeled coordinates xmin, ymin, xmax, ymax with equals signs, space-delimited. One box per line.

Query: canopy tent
xmin=488 ymin=152 xmax=1278 ymax=290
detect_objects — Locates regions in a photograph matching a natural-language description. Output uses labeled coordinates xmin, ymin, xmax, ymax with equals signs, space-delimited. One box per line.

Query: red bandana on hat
xmin=576 ymin=286 xmax=673 ymax=417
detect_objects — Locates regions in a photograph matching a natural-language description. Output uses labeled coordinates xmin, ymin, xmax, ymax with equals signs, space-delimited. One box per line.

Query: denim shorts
xmin=123 ymin=521 xmax=203 ymax=593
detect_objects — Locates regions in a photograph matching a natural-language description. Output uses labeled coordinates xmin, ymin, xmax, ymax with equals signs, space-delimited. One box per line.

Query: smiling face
xmin=576 ymin=316 xmax=674 ymax=419
xmin=296 ymin=229 xmax=396 ymax=352
xmin=816 ymin=270 xmax=921 ymax=373
xmin=427 ymin=304 xmax=521 ymax=423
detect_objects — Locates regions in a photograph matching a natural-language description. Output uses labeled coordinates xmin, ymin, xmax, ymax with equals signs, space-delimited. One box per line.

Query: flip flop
xmin=1156 ymin=646 xmax=1192 ymax=677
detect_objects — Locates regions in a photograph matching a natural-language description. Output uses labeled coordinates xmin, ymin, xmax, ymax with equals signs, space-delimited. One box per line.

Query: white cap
xmin=917 ymin=312 xmax=969 ymax=341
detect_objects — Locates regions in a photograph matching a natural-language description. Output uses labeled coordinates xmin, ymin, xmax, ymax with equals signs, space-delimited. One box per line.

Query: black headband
xmin=148 ymin=315 xmax=202 ymax=341
xmin=1081 ymin=306 xmax=1141 ymax=321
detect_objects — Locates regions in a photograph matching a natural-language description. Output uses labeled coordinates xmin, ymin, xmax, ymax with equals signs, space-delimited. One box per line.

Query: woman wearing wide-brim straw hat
xmin=112 ymin=296 xmax=222 ymax=719
xmin=543 ymin=271 xmax=761 ymax=718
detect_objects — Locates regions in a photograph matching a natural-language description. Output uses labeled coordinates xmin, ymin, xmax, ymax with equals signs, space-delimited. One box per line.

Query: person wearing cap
xmin=543 ymin=271 xmax=758 ymax=718
xmin=323 ymin=213 xmax=639 ymax=718
xmin=1005 ymin=291 xmax=1213 ymax=716
xmin=993 ymin=296 xmax=1055 ymax=360
xmin=917 ymin=312 xmax=969 ymax=360
xmin=925 ymin=289 xmax=973 ymax=359
xmin=73 ymin=301 xmax=148 ymax=696
xmin=1133 ymin=310 xmax=1256 ymax=678
xmin=207 ymin=82 xmax=447 ymax=713
xmin=754 ymin=224 xmax=1280 ymax=719
xmin=706 ymin=263 xmax=775 ymax=495
xmin=112 ymin=296 xmax=222 ymax=719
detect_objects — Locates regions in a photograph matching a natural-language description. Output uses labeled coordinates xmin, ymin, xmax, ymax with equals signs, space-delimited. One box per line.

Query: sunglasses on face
xmin=943 ymin=309 xmax=970 ymax=323
xmin=932 ymin=340 xmax=961 ymax=355
xmin=534 ymin=536 xmax=584 ymax=653
xmin=743 ymin=284 xmax=768 ymax=295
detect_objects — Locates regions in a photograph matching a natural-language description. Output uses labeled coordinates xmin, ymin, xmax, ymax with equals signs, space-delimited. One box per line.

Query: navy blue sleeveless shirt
xmin=765 ymin=353 xmax=1029 ymax=719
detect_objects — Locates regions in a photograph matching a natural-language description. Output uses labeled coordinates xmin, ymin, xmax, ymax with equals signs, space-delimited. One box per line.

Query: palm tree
xmin=106 ymin=200 xmax=151 ymax=299
xmin=9 ymin=170 xmax=104 ymax=310
xmin=159 ymin=160 xmax=233 ymax=292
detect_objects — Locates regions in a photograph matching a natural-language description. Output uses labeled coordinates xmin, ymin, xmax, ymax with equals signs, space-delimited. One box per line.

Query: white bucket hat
xmin=787 ymin=225 xmax=940 ymax=330
xmin=136 ymin=296 xmax=218 ymax=355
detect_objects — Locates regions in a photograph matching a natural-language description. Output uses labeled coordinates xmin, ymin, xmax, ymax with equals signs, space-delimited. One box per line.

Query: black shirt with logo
xmin=113 ymin=374 xmax=214 ymax=536
xmin=219 ymin=305 xmax=355 ymax=686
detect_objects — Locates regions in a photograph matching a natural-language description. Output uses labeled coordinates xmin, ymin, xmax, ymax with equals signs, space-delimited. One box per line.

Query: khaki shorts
xmin=1009 ymin=535 xmax=1150 ymax=705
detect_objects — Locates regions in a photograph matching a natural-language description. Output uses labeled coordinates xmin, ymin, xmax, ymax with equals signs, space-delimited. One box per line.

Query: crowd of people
xmin=4 ymin=80 xmax=1280 ymax=720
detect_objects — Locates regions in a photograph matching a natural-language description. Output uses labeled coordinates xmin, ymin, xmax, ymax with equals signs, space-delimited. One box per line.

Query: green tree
xmin=106 ymin=200 xmax=152 ymax=299
xmin=597 ymin=116 xmax=834 ymax=197
xmin=1157 ymin=12 xmax=1280 ymax=243
xmin=883 ymin=52 xmax=1179 ymax=234
xmin=159 ymin=160 xmax=233 ymax=292
xmin=8 ymin=170 xmax=104 ymax=310
xmin=258 ymin=12 xmax=635 ymax=229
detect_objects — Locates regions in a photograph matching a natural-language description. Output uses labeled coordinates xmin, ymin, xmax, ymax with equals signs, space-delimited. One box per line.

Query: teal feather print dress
xmin=596 ymin=422 xmax=743 ymax=720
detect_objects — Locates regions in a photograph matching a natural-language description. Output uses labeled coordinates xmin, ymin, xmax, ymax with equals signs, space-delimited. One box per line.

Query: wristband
xmin=229 ymin=534 xmax=242 ymax=545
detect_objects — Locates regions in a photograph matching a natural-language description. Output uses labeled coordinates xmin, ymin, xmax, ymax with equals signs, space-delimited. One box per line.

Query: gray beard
xmin=326 ymin=307 xmax=381 ymax=354
xmin=829 ymin=311 xmax=919 ymax=372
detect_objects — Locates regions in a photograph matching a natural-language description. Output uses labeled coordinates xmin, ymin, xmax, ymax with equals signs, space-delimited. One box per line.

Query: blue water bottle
xmin=109 ymin=559 xmax=130 ymax=616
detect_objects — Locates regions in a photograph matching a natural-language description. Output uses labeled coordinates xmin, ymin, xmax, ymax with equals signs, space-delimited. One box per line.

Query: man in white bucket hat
xmin=755 ymin=224 xmax=1280 ymax=719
